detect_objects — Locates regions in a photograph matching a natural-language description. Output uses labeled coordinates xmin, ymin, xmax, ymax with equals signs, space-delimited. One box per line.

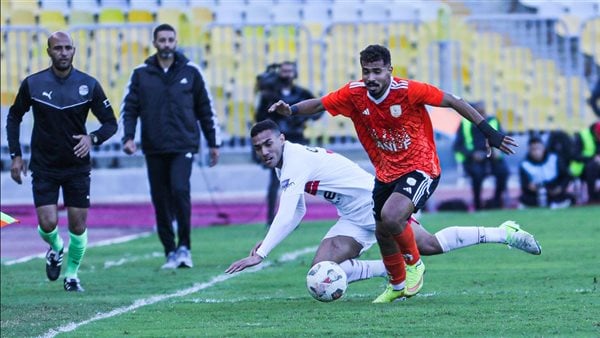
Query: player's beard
xmin=52 ymin=56 xmax=73 ymax=72
xmin=158 ymin=48 xmax=174 ymax=60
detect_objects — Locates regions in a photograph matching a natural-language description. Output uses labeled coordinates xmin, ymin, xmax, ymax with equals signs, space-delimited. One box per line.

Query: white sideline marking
xmin=39 ymin=246 xmax=318 ymax=338
xmin=104 ymin=252 xmax=163 ymax=269
xmin=3 ymin=232 xmax=152 ymax=266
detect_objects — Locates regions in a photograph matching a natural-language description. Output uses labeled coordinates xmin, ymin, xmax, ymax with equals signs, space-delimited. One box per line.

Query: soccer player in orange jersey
xmin=269 ymin=44 xmax=519 ymax=303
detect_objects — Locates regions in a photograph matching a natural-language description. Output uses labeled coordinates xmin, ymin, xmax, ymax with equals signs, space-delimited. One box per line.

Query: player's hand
xmin=491 ymin=134 xmax=518 ymax=156
xmin=73 ymin=134 xmax=92 ymax=158
xmin=209 ymin=147 xmax=219 ymax=167
xmin=250 ymin=241 xmax=263 ymax=256
xmin=225 ymin=255 xmax=263 ymax=274
xmin=10 ymin=156 xmax=27 ymax=184
xmin=268 ymin=100 xmax=292 ymax=116
xmin=123 ymin=139 xmax=137 ymax=155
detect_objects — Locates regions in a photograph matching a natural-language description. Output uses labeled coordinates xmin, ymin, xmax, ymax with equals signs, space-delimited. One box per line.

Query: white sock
xmin=338 ymin=259 xmax=387 ymax=283
xmin=434 ymin=226 xmax=507 ymax=253
xmin=391 ymin=281 xmax=405 ymax=291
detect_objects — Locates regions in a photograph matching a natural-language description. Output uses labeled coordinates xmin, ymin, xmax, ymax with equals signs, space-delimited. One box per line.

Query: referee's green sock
xmin=65 ymin=230 xmax=88 ymax=278
xmin=38 ymin=225 xmax=64 ymax=253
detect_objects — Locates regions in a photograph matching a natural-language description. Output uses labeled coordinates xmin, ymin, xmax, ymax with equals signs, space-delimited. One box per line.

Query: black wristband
xmin=476 ymin=120 xmax=504 ymax=148
xmin=290 ymin=105 xmax=299 ymax=115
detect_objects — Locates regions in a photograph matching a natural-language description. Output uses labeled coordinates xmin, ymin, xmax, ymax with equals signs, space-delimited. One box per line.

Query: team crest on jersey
xmin=390 ymin=105 xmax=402 ymax=118
xmin=79 ymin=85 xmax=89 ymax=96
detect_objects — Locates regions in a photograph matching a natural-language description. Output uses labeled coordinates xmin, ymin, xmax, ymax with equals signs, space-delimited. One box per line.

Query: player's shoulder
xmin=348 ymin=80 xmax=366 ymax=93
xmin=25 ymin=68 xmax=52 ymax=83
xmin=390 ymin=77 xmax=409 ymax=91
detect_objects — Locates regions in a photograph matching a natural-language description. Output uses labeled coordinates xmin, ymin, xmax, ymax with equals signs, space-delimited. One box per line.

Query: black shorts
xmin=372 ymin=170 xmax=439 ymax=221
xmin=32 ymin=171 xmax=91 ymax=208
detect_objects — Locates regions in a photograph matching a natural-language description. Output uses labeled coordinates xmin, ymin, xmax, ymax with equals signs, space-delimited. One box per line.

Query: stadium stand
xmin=39 ymin=9 xmax=68 ymax=32
xmin=0 ymin=0 xmax=598 ymax=172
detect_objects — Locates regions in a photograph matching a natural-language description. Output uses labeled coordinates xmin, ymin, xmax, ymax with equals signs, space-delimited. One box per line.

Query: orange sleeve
xmin=321 ymin=83 xmax=355 ymax=117
xmin=407 ymin=80 xmax=444 ymax=107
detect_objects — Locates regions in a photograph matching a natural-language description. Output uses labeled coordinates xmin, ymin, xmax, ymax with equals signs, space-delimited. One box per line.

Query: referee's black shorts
xmin=32 ymin=170 xmax=91 ymax=208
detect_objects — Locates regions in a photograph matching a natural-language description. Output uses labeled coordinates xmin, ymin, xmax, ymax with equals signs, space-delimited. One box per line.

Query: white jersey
xmin=256 ymin=141 xmax=375 ymax=258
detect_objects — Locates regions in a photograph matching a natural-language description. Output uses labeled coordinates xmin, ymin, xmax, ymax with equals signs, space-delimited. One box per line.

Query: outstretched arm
xmin=225 ymin=193 xmax=307 ymax=274
xmin=440 ymin=93 xmax=518 ymax=155
xmin=268 ymin=98 xmax=324 ymax=117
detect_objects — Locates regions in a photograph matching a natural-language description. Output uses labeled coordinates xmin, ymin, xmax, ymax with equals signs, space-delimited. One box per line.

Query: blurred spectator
xmin=254 ymin=61 xmax=323 ymax=226
xmin=546 ymin=129 xmax=574 ymax=164
xmin=519 ymin=136 xmax=574 ymax=209
xmin=589 ymin=79 xmax=600 ymax=118
xmin=453 ymin=101 xmax=509 ymax=210
xmin=570 ymin=121 xmax=600 ymax=203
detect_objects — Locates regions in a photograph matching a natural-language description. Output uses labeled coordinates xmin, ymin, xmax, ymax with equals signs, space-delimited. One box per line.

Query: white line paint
xmin=103 ymin=252 xmax=163 ymax=269
xmin=39 ymin=246 xmax=318 ymax=338
xmin=3 ymin=232 xmax=152 ymax=266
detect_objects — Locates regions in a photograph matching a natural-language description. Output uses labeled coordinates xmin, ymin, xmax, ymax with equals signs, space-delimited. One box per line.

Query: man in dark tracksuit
xmin=121 ymin=24 xmax=221 ymax=269
xmin=6 ymin=31 xmax=117 ymax=292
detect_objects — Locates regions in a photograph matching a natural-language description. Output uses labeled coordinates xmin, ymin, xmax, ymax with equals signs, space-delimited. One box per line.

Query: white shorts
xmin=322 ymin=203 xmax=376 ymax=255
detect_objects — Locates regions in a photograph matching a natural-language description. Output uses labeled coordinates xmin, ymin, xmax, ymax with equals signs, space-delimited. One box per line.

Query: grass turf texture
xmin=1 ymin=206 xmax=599 ymax=337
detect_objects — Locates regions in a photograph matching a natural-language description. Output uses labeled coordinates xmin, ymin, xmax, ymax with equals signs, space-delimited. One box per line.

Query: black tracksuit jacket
xmin=120 ymin=52 xmax=221 ymax=154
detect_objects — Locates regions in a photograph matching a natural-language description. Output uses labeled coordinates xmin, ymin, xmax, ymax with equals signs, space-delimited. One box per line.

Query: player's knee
xmin=38 ymin=214 xmax=58 ymax=230
xmin=380 ymin=216 xmax=410 ymax=234
xmin=417 ymin=235 xmax=443 ymax=255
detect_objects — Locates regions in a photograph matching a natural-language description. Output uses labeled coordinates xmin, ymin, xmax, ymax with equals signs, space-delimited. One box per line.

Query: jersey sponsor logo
xmin=370 ymin=128 xmax=412 ymax=152
xmin=403 ymin=187 xmax=412 ymax=194
xmin=362 ymin=108 xmax=370 ymax=116
xmin=180 ymin=77 xmax=188 ymax=84
xmin=281 ymin=179 xmax=295 ymax=192
xmin=390 ymin=105 xmax=402 ymax=118
xmin=42 ymin=91 xmax=53 ymax=100
xmin=79 ymin=85 xmax=89 ymax=96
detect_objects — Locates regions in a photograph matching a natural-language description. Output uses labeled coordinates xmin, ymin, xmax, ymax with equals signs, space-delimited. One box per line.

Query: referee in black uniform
xmin=6 ymin=31 xmax=117 ymax=292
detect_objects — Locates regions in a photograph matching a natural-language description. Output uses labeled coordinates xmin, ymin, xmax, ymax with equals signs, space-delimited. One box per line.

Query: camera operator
xmin=254 ymin=61 xmax=323 ymax=226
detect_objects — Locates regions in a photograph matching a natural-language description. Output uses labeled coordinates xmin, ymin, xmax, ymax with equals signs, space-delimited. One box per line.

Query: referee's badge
xmin=390 ymin=105 xmax=402 ymax=118
xmin=79 ymin=85 xmax=89 ymax=96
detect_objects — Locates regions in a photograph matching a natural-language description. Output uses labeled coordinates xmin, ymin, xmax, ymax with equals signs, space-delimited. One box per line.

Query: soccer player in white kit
xmin=225 ymin=120 xmax=541 ymax=285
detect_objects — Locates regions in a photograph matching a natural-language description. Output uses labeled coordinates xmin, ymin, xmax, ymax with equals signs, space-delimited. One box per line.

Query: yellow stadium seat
xmin=190 ymin=6 xmax=213 ymax=23
xmin=39 ymin=10 xmax=67 ymax=31
xmin=9 ymin=8 xmax=37 ymax=25
xmin=10 ymin=0 xmax=39 ymax=11
xmin=98 ymin=8 xmax=125 ymax=24
xmin=69 ymin=9 xmax=96 ymax=25
xmin=128 ymin=9 xmax=154 ymax=23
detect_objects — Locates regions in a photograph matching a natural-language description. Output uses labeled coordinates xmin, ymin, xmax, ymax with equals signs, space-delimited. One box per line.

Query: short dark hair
xmin=360 ymin=44 xmax=391 ymax=66
xmin=251 ymin=119 xmax=280 ymax=138
xmin=528 ymin=135 xmax=543 ymax=145
xmin=153 ymin=23 xmax=176 ymax=41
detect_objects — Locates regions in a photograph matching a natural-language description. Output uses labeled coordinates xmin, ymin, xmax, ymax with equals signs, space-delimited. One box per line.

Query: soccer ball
xmin=306 ymin=261 xmax=347 ymax=302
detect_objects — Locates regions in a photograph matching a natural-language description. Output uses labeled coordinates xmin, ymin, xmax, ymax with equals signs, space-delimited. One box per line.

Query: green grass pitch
xmin=1 ymin=206 xmax=599 ymax=337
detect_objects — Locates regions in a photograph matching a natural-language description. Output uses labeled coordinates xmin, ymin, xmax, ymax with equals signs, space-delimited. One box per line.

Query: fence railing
xmin=1 ymin=15 xmax=598 ymax=159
